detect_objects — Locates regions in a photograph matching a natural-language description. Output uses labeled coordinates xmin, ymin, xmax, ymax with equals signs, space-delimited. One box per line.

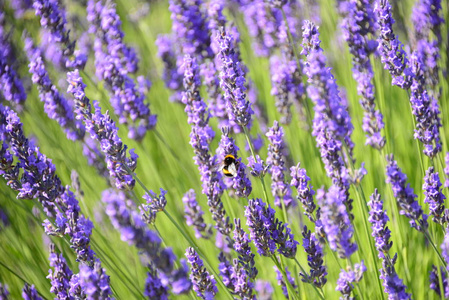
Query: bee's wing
xmin=228 ymin=162 xmax=238 ymax=177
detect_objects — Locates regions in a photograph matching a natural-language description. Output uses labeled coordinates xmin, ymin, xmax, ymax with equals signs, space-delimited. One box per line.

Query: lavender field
xmin=0 ymin=0 xmax=448 ymax=299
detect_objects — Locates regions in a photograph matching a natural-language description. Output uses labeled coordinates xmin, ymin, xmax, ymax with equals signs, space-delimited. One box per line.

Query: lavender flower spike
xmin=336 ymin=262 xmax=366 ymax=299
xmin=25 ymin=38 xmax=85 ymax=141
xmin=33 ymin=0 xmax=86 ymax=69
xmin=423 ymin=167 xmax=447 ymax=226
xmin=233 ymin=218 xmax=258 ymax=280
xmin=183 ymin=189 xmax=213 ymax=239
xmin=385 ymin=154 xmax=428 ymax=232
xmin=67 ymin=69 xmax=138 ymax=190
xmin=0 ymin=283 xmax=9 ymax=299
xmin=445 ymin=152 xmax=449 ymax=188
xmin=368 ymin=189 xmax=411 ymax=299
xmin=290 ymin=163 xmax=316 ymax=222
xmin=22 ymin=284 xmax=43 ymax=300
xmin=374 ymin=0 xmax=410 ymax=86
xmin=181 ymin=55 xmax=232 ymax=238
xmin=301 ymin=226 xmax=327 ymax=288
xmin=275 ymin=266 xmax=298 ymax=299
xmin=145 ymin=266 xmax=169 ymax=300
xmin=216 ymin=27 xmax=253 ymax=127
xmin=341 ymin=0 xmax=385 ymax=149
xmin=318 ymin=185 xmax=357 ymax=258
xmin=219 ymin=128 xmax=252 ymax=198
xmin=266 ymin=121 xmax=294 ymax=208
xmin=47 ymin=244 xmax=74 ymax=299
xmin=0 ymin=13 xmax=26 ymax=109
xmin=186 ymin=247 xmax=218 ymax=299
xmin=79 ymin=262 xmax=113 ymax=300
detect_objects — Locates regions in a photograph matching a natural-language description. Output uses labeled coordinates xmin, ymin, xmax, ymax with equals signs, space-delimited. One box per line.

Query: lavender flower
xmin=290 ymin=163 xmax=316 ymax=222
xmin=233 ymin=218 xmax=258 ymax=280
xmin=181 ymin=55 xmax=232 ymax=237
xmin=266 ymin=121 xmax=294 ymax=208
xmin=186 ymin=247 xmax=218 ymax=299
xmin=87 ymin=0 xmax=156 ymax=140
xmin=155 ymin=35 xmax=183 ymax=101
xmin=142 ymin=188 xmax=167 ymax=221
xmin=25 ymin=38 xmax=85 ymax=141
xmin=0 ymin=13 xmax=26 ymax=109
xmin=430 ymin=266 xmax=448 ymax=297
xmin=255 ymin=280 xmax=273 ymax=300
xmin=247 ymin=155 xmax=269 ymax=178
xmin=409 ymin=51 xmax=442 ymax=158
xmin=33 ymin=0 xmax=86 ymax=69
xmin=301 ymin=226 xmax=327 ymax=288
xmin=145 ymin=266 xmax=169 ymax=300
xmin=0 ymin=283 xmax=9 ymax=299
xmin=9 ymin=0 xmax=33 ymax=18
xmin=102 ymin=189 xmax=191 ymax=294
xmin=374 ymin=0 xmax=410 ymax=86
xmin=423 ymin=166 xmax=447 ymax=225
xmin=182 ymin=189 xmax=213 ymax=239
xmin=245 ymin=198 xmax=298 ymax=258
xmin=79 ymin=262 xmax=112 ymax=300
xmin=216 ymin=27 xmax=253 ymax=127
xmin=169 ymin=0 xmax=213 ymax=60
xmin=412 ymin=0 xmax=444 ymax=89
xmin=231 ymin=259 xmax=255 ymax=299
xmin=368 ymin=189 xmax=411 ymax=299
xmin=274 ymin=266 xmax=297 ymax=299
xmin=301 ymin=20 xmax=358 ymax=197
xmin=270 ymin=56 xmax=295 ymax=125
xmin=218 ymin=252 xmax=234 ymax=289
xmin=341 ymin=0 xmax=385 ymax=149
xmin=67 ymin=69 xmax=138 ymax=190
xmin=445 ymin=152 xmax=449 ymax=188
xmin=47 ymin=244 xmax=74 ymax=299
xmin=22 ymin=284 xmax=42 ymax=300
xmin=317 ymin=185 xmax=357 ymax=258
xmin=385 ymin=154 xmax=428 ymax=232
xmin=336 ymin=262 xmax=366 ymax=298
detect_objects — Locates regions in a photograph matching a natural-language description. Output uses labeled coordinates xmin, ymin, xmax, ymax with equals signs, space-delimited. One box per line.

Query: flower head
xmin=186 ymin=247 xmax=218 ymax=299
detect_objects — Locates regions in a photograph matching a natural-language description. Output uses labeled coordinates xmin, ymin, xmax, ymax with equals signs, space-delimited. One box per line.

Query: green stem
xmin=424 ymin=229 xmax=446 ymax=266
xmin=271 ymin=256 xmax=299 ymax=300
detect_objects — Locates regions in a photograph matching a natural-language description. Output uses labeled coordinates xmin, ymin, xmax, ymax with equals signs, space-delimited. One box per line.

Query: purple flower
xmin=374 ymin=0 xmax=410 ymax=86
xmin=245 ymin=198 xmax=298 ymax=258
xmin=247 ymin=155 xmax=269 ymax=178
xmin=368 ymin=189 xmax=412 ymax=299
xmin=169 ymin=0 xmax=213 ymax=60
xmin=218 ymin=128 xmax=252 ymax=198
xmin=186 ymin=247 xmax=218 ymax=299
xmin=423 ymin=166 xmax=447 ymax=225
xmin=255 ymin=280 xmax=273 ymax=300
xmin=47 ymin=244 xmax=74 ymax=299
xmin=385 ymin=154 xmax=428 ymax=232
xmin=409 ymin=52 xmax=442 ymax=158
xmin=216 ymin=27 xmax=253 ymax=127
xmin=181 ymin=55 xmax=232 ymax=238
xmin=25 ymin=38 xmax=85 ymax=141
xmin=102 ymin=189 xmax=190 ymax=294
xmin=142 ymin=188 xmax=167 ymax=221
xmin=67 ymin=69 xmax=138 ymax=190
xmin=155 ymin=34 xmax=183 ymax=101
xmin=0 ymin=283 xmax=9 ymax=299
xmin=22 ymin=284 xmax=43 ymax=300
xmin=301 ymin=20 xmax=359 ymax=196
xmin=318 ymin=185 xmax=357 ymax=258
xmin=430 ymin=266 xmax=448 ymax=297
xmin=79 ymin=262 xmax=112 ymax=300
xmin=9 ymin=0 xmax=33 ymax=18
xmin=290 ymin=163 xmax=317 ymax=222
xmin=301 ymin=226 xmax=327 ymax=288
xmin=145 ymin=266 xmax=169 ymax=300
xmin=33 ymin=0 xmax=86 ymax=69
xmin=266 ymin=121 xmax=294 ymax=208
xmin=233 ymin=218 xmax=258 ymax=280
xmin=336 ymin=262 xmax=366 ymax=298
xmin=87 ymin=0 xmax=156 ymax=140
xmin=445 ymin=152 xmax=449 ymax=188
xmin=412 ymin=0 xmax=444 ymax=89
xmin=274 ymin=266 xmax=297 ymax=299
xmin=0 ymin=13 xmax=27 ymax=110
xmin=182 ymin=189 xmax=213 ymax=239
xmin=341 ymin=0 xmax=385 ymax=149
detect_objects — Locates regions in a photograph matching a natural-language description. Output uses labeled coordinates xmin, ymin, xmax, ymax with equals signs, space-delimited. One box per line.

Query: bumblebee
xmin=221 ymin=154 xmax=238 ymax=178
